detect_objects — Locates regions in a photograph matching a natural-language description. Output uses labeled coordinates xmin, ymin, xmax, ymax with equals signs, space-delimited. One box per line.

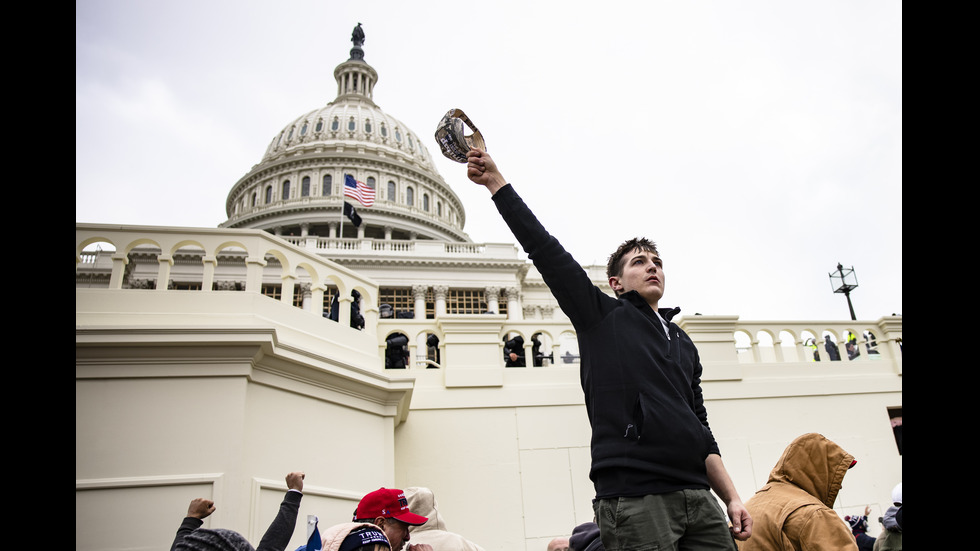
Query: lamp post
xmin=829 ymin=263 xmax=858 ymax=320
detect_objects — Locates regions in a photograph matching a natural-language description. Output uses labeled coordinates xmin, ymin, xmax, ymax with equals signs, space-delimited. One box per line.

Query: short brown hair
xmin=606 ymin=237 xmax=660 ymax=280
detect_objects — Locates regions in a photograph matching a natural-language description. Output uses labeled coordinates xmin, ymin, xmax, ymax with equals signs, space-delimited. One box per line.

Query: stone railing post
xmin=245 ymin=256 xmax=266 ymax=293
xmin=201 ymin=255 xmax=217 ymax=292
xmin=156 ymin=255 xmax=173 ymax=291
xmin=109 ymin=253 xmax=129 ymax=289
xmin=676 ymin=315 xmax=741 ymax=380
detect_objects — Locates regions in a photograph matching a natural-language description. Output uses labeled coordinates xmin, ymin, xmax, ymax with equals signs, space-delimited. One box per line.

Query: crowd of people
xmin=171 ymin=483 xmax=483 ymax=551
xmin=170 ymin=470 xmax=901 ymax=551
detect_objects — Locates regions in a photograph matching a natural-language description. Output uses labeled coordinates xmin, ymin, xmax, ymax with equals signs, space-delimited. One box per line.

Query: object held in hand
xmin=434 ymin=108 xmax=485 ymax=163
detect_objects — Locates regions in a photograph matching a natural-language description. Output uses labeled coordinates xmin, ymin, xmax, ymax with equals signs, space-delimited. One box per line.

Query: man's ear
xmin=608 ymin=276 xmax=622 ymax=294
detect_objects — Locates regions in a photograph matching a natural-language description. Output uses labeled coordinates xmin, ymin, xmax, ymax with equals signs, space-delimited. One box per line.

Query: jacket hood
xmin=404 ymin=487 xmax=447 ymax=531
xmin=766 ymin=433 xmax=855 ymax=508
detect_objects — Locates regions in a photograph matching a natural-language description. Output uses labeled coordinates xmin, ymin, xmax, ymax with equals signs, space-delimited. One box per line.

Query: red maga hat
xmin=354 ymin=488 xmax=428 ymax=526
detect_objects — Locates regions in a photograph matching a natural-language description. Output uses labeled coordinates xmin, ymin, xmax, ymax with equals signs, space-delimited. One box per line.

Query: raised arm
xmin=170 ymin=498 xmax=216 ymax=551
xmin=256 ymin=471 xmax=305 ymax=551
xmin=465 ymin=148 xmax=614 ymax=331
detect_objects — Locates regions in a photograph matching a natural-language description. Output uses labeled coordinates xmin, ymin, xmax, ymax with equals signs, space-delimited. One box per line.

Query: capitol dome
xmin=221 ymin=24 xmax=469 ymax=243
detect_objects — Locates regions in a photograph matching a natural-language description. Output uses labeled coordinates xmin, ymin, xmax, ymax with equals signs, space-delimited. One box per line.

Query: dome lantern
xmin=334 ymin=22 xmax=377 ymax=105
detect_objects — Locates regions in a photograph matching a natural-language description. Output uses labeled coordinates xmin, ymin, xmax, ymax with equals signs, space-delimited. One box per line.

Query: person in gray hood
xmin=873 ymin=483 xmax=902 ymax=551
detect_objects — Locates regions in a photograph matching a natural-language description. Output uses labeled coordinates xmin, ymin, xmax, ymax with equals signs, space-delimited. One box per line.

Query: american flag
xmin=344 ymin=174 xmax=375 ymax=207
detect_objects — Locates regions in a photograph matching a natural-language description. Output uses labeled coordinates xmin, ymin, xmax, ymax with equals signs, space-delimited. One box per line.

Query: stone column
xmin=505 ymin=287 xmax=522 ymax=320
xmin=299 ymin=283 xmax=312 ymax=311
xmin=413 ymin=284 xmax=428 ymax=320
xmin=434 ymin=285 xmax=448 ymax=318
xmin=485 ymin=287 xmax=500 ymax=314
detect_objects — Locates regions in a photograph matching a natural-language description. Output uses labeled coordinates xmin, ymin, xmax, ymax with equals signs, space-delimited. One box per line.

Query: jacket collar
xmin=621 ymin=290 xmax=681 ymax=321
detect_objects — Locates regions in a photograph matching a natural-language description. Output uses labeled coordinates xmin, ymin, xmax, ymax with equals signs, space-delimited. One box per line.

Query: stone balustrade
xmin=76 ymin=223 xmax=902 ymax=377
xmin=76 ymin=223 xmax=380 ymax=334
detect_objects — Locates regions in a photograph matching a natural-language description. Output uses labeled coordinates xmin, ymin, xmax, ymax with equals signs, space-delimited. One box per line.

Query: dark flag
xmin=305 ymin=519 xmax=321 ymax=551
xmin=343 ymin=201 xmax=362 ymax=227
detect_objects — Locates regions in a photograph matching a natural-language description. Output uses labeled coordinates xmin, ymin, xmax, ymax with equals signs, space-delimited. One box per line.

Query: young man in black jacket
xmin=466 ymin=148 xmax=752 ymax=550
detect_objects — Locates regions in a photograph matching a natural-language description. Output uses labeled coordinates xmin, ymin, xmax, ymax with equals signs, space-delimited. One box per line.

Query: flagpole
xmin=339 ymin=196 xmax=345 ymax=240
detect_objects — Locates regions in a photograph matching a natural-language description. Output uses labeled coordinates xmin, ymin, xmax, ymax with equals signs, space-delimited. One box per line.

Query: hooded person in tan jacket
xmin=403 ymin=487 xmax=486 ymax=551
xmin=738 ymin=433 xmax=859 ymax=551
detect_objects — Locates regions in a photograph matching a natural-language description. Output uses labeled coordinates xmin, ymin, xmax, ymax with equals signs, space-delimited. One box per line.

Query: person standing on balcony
xmin=824 ymin=335 xmax=841 ymax=361
xmin=466 ymin=148 xmax=751 ymax=550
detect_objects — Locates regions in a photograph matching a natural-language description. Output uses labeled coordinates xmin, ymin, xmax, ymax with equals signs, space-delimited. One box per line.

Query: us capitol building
xmin=76 ymin=25 xmax=902 ymax=551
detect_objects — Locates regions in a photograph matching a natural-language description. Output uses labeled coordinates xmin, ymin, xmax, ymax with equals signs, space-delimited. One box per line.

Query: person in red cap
xmin=353 ymin=488 xmax=431 ymax=551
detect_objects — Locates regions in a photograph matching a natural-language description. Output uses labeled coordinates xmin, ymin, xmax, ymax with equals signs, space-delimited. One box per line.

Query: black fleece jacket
xmin=493 ymin=184 xmax=720 ymax=498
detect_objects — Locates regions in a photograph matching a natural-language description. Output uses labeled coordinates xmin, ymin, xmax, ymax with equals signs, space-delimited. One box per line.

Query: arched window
xmin=387 ymin=181 xmax=396 ymax=201
xmin=331 ymin=117 xmax=339 ymax=131
xmin=282 ymin=180 xmax=290 ymax=200
xmin=322 ymin=174 xmax=332 ymax=196
xmin=265 ymin=185 xmax=273 ymax=204
xmin=437 ymin=201 xmax=442 ymax=216
xmin=301 ymin=176 xmax=310 ymax=197
xmin=251 ymin=192 xmax=257 ymax=207
xmin=315 ymin=118 xmax=323 ymax=132
xmin=365 ymin=119 xmax=372 ymax=133
xmin=406 ymin=187 xmax=414 ymax=206
xmin=348 ymin=117 xmax=356 ymax=132
xmin=423 ymin=193 xmax=429 ymax=212
xmin=380 ymin=123 xmax=387 ymax=137
xmin=395 ymin=129 xmax=402 ymax=142
xmin=286 ymin=126 xmax=294 ymax=140
xmin=367 ymin=176 xmax=376 ymax=190
xmin=300 ymin=122 xmax=308 ymax=136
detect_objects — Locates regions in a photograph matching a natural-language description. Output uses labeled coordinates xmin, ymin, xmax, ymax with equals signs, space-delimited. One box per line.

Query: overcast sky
xmin=76 ymin=0 xmax=901 ymax=321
